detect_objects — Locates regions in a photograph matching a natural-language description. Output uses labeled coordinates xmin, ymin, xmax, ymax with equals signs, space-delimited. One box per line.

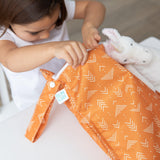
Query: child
xmin=0 ymin=0 xmax=106 ymax=109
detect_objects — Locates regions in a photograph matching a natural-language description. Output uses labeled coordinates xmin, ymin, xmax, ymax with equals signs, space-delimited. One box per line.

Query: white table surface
xmin=0 ymin=37 xmax=159 ymax=160
xmin=0 ymin=101 xmax=108 ymax=160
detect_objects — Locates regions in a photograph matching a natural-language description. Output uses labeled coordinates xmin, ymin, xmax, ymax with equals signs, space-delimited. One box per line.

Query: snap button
xmin=50 ymin=82 xmax=55 ymax=88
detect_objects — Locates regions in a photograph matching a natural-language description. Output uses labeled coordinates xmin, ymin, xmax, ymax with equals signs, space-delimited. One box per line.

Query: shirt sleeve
xmin=0 ymin=29 xmax=15 ymax=43
xmin=65 ymin=0 xmax=76 ymax=21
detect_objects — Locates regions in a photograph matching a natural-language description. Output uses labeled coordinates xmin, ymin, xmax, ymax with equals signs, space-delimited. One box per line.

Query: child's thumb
xmin=95 ymin=34 xmax=101 ymax=41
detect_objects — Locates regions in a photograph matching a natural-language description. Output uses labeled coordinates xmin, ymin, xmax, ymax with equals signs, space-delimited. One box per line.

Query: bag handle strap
xmin=25 ymin=69 xmax=61 ymax=142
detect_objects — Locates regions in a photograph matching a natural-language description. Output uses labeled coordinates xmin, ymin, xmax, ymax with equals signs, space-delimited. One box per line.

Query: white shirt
xmin=0 ymin=0 xmax=76 ymax=110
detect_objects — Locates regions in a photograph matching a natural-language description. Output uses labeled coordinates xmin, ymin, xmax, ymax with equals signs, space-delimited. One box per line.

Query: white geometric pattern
xmin=112 ymin=120 xmax=120 ymax=128
xmin=154 ymin=144 xmax=160 ymax=153
xmin=113 ymin=88 xmax=123 ymax=97
xmin=39 ymin=99 xmax=46 ymax=107
xmin=98 ymin=118 xmax=108 ymax=130
xmin=145 ymin=103 xmax=153 ymax=111
xmin=136 ymin=152 xmax=147 ymax=160
xmin=81 ymin=112 xmax=91 ymax=124
xmin=87 ymin=54 xmax=96 ymax=63
xmin=115 ymin=105 xmax=127 ymax=117
xmin=97 ymin=99 xmax=108 ymax=112
xmin=84 ymin=103 xmax=92 ymax=110
xmin=38 ymin=113 xmax=45 ymax=122
xmin=144 ymin=122 xmax=154 ymax=134
xmin=127 ymin=140 xmax=138 ymax=150
xmin=153 ymin=115 xmax=160 ymax=128
xmin=100 ymin=87 xmax=108 ymax=94
xmin=130 ymin=103 xmax=140 ymax=112
xmin=84 ymin=71 xmax=95 ymax=82
xmin=107 ymin=131 xmax=117 ymax=142
xmin=87 ymin=90 xmax=97 ymax=100
xmin=99 ymin=66 xmax=106 ymax=72
xmin=125 ymin=119 xmax=137 ymax=131
xmin=101 ymin=68 xmax=114 ymax=80
xmin=141 ymin=139 xmax=149 ymax=148
xmin=123 ymin=153 xmax=131 ymax=160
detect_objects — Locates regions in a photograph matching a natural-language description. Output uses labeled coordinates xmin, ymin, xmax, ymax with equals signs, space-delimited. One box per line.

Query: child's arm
xmin=74 ymin=0 xmax=106 ymax=49
xmin=0 ymin=40 xmax=88 ymax=72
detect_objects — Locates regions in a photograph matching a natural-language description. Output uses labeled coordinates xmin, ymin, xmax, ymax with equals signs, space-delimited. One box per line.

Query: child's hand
xmin=52 ymin=41 xmax=88 ymax=68
xmin=82 ymin=23 xmax=101 ymax=49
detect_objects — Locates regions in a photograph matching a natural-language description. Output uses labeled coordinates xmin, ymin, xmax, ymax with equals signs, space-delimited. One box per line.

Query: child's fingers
xmin=84 ymin=33 xmax=101 ymax=49
xmin=66 ymin=45 xmax=78 ymax=67
xmin=85 ymin=40 xmax=92 ymax=49
xmin=82 ymin=43 xmax=89 ymax=49
xmin=94 ymin=33 xmax=101 ymax=41
xmin=71 ymin=42 xmax=84 ymax=65
xmin=78 ymin=42 xmax=88 ymax=65
xmin=91 ymin=38 xmax=99 ymax=48
xmin=63 ymin=52 xmax=73 ymax=66
xmin=87 ymin=36 xmax=99 ymax=49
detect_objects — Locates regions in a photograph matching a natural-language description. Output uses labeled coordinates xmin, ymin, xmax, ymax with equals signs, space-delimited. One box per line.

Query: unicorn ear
xmin=102 ymin=28 xmax=121 ymax=43
xmin=102 ymin=28 xmax=123 ymax=52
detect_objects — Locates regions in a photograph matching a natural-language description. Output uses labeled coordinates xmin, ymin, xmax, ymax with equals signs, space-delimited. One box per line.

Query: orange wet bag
xmin=25 ymin=45 xmax=160 ymax=159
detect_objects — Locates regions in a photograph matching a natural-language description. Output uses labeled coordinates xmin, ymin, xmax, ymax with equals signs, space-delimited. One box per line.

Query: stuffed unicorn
xmin=102 ymin=28 xmax=160 ymax=93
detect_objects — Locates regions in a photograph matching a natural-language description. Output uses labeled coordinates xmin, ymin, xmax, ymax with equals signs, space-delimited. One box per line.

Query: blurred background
xmin=68 ymin=0 xmax=160 ymax=42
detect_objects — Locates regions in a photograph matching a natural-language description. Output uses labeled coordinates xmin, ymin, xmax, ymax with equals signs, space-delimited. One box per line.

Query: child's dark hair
xmin=0 ymin=0 xmax=67 ymax=35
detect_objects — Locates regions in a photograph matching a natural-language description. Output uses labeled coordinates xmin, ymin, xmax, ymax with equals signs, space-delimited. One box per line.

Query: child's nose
xmin=39 ymin=31 xmax=50 ymax=40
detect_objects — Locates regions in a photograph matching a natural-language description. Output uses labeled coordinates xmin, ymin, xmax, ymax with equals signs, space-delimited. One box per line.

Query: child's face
xmin=10 ymin=7 xmax=60 ymax=42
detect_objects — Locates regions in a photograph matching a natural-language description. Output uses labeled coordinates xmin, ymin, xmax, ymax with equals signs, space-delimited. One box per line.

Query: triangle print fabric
xmin=25 ymin=45 xmax=160 ymax=160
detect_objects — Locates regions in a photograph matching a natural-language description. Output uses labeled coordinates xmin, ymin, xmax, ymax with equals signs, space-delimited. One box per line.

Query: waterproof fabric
xmin=25 ymin=45 xmax=160 ymax=160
